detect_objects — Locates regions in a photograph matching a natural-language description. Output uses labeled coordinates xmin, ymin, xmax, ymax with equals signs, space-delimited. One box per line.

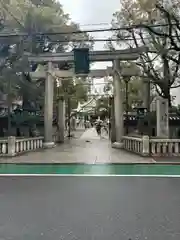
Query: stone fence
xmin=122 ymin=136 xmax=180 ymax=157
xmin=0 ymin=135 xmax=58 ymax=157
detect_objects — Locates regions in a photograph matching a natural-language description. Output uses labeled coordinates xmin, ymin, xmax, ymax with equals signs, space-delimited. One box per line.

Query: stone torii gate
xmin=30 ymin=67 xmax=115 ymax=145
xmin=28 ymin=47 xmax=147 ymax=148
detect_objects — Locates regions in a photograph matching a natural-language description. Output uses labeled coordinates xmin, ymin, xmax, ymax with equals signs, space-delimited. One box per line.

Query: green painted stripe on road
xmin=0 ymin=164 xmax=180 ymax=175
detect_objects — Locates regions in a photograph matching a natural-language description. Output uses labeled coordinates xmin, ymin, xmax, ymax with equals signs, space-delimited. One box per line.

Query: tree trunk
xmin=163 ymin=57 xmax=171 ymax=107
xmin=163 ymin=87 xmax=171 ymax=108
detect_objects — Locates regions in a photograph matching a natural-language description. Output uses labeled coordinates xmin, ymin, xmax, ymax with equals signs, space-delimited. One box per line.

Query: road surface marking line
xmin=0 ymin=174 xmax=180 ymax=177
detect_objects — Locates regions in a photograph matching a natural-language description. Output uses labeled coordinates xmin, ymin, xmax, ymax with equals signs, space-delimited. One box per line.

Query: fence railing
xmin=0 ymin=139 xmax=8 ymax=155
xmin=0 ymin=134 xmax=59 ymax=157
xmin=122 ymin=135 xmax=180 ymax=157
xmin=122 ymin=136 xmax=143 ymax=155
xmin=150 ymin=139 xmax=180 ymax=157
xmin=15 ymin=137 xmax=44 ymax=155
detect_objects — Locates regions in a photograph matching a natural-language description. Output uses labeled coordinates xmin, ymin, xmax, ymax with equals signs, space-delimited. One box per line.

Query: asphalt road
xmin=0 ymin=176 xmax=180 ymax=240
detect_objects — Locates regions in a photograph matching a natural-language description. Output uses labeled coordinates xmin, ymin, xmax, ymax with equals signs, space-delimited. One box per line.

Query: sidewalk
xmin=0 ymin=128 xmax=154 ymax=164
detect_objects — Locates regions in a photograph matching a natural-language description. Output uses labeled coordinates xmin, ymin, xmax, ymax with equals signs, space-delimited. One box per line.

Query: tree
xmin=103 ymin=69 xmax=148 ymax=110
xmin=56 ymin=77 xmax=89 ymax=111
xmin=0 ymin=0 xmax=93 ymax=109
xmin=141 ymin=4 xmax=180 ymax=56
xmin=111 ymin=0 xmax=180 ymax=106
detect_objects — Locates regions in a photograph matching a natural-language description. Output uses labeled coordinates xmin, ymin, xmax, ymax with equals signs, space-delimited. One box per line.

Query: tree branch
xmin=167 ymin=55 xmax=180 ymax=64
xmin=171 ymin=53 xmax=180 ymax=84
xmin=171 ymin=83 xmax=180 ymax=89
xmin=141 ymin=4 xmax=180 ymax=51
xmin=155 ymin=84 xmax=163 ymax=97
xmin=138 ymin=30 xmax=162 ymax=83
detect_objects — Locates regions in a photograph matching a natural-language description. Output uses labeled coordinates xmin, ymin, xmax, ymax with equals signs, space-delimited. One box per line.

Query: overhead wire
xmin=79 ymin=23 xmax=111 ymax=27
xmin=0 ymin=22 xmax=178 ymax=52
xmin=0 ymin=22 xmax=177 ymax=38
xmin=33 ymin=35 xmax=180 ymax=45
xmin=30 ymin=23 xmax=180 ymax=36
xmin=19 ymin=22 xmax=180 ymax=48
xmin=0 ymin=1 xmax=178 ymax=46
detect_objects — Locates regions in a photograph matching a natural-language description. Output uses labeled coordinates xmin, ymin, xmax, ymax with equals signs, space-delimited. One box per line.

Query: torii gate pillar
xmin=113 ymin=60 xmax=124 ymax=147
xmin=43 ymin=62 xmax=55 ymax=148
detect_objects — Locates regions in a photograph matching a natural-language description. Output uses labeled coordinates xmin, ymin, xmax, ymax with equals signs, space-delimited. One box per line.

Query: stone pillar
xmin=57 ymin=97 xmax=65 ymax=143
xmin=113 ymin=60 xmax=124 ymax=147
xmin=142 ymin=135 xmax=150 ymax=156
xmin=7 ymin=136 xmax=16 ymax=156
xmin=156 ymin=97 xmax=169 ymax=138
xmin=43 ymin=62 xmax=55 ymax=148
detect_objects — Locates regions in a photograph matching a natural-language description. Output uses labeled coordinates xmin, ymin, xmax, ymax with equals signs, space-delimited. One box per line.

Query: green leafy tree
xmin=103 ymin=73 xmax=146 ymax=110
xmin=0 ymin=0 xmax=93 ymax=109
xmin=56 ymin=77 xmax=89 ymax=111
xmin=110 ymin=0 xmax=180 ymax=106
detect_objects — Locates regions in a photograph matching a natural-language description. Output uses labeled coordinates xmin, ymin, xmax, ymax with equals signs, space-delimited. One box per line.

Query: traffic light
xmin=73 ymin=48 xmax=90 ymax=75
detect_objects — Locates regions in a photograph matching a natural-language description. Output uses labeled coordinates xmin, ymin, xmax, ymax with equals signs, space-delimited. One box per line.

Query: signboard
xmin=73 ymin=48 xmax=90 ymax=75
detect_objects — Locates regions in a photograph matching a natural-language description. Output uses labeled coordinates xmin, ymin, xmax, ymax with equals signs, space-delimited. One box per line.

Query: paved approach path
xmin=1 ymin=128 xmax=154 ymax=163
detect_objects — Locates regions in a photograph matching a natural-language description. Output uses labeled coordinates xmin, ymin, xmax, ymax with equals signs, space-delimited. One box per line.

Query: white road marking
xmin=0 ymin=174 xmax=179 ymax=177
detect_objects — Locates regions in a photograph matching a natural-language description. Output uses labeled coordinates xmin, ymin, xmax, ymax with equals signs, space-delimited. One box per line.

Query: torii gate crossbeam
xmin=30 ymin=69 xmax=113 ymax=79
xmin=30 ymin=65 xmax=141 ymax=79
xmin=28 ymin=47 xmax=147 ymax=63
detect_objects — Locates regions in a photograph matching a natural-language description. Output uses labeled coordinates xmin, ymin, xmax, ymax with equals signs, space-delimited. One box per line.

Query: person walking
xmin=84 ymin=120 xmax=87 ymax=130
xmin=95 ymin=120 xmax=102 ymax=137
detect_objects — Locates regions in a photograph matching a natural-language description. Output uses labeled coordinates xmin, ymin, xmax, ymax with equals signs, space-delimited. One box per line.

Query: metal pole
xmin=67 ymin=96 xmax=71 ymax=138
xmin=110 ymin=96 xmax=116 ymax=143
xmin=7 ymin=76 xmax=11 ymax=136
xmin=108 ymin=96 xmax=111 ymax=139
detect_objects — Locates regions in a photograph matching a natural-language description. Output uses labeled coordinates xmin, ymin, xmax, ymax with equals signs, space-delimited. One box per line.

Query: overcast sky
xmin=60 ymin=0 xmax=120 ymax=26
